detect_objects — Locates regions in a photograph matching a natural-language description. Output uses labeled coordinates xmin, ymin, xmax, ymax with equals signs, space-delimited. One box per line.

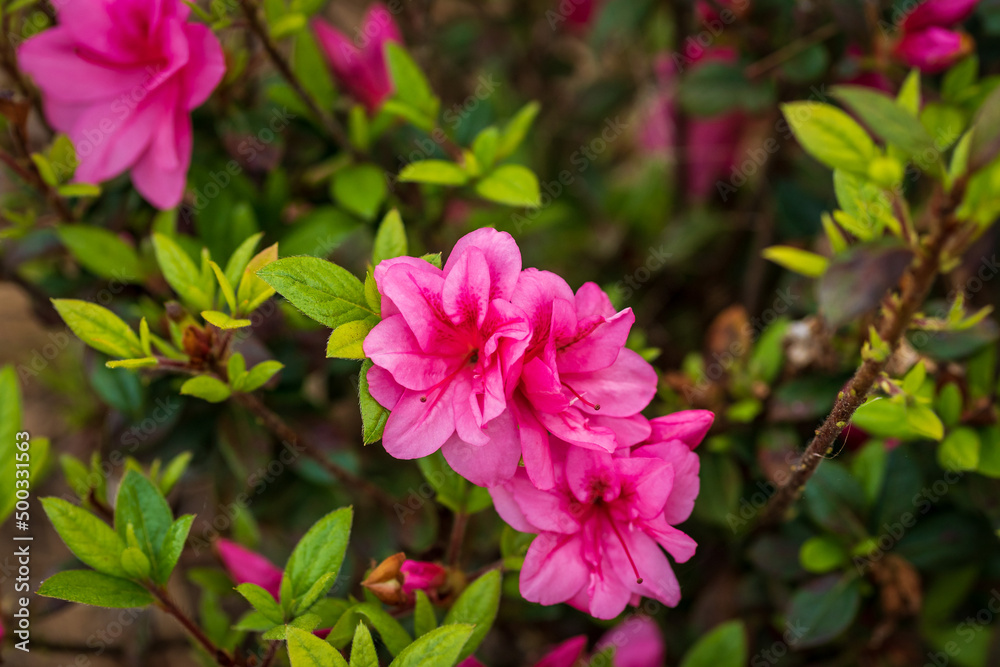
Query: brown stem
xmin=445 ymin=505 xmax=469 ymax=567
xmin=758 ymin=191 xmax=964 ymax=527
xmin=149 ymin=586 xmax=237 ymax=667
xmin=236 ymin=0 xmax=354 ymax=152
xmin=252 ymin=641 xmax=279 ymax=667
xmin=745 ymin=23 xmax=840 ymax=79
xmin=232 ymin=392 xmax=397 ymax=509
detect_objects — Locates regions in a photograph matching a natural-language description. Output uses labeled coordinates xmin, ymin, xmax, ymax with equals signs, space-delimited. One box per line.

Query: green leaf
xmin=228 ymin=353 xmax=248 ymax=392
xmin=349 ymin=622 xmax=379 ymax=667
xmin=385 ymin=42 xmax=437 ymax=122
xmin=475 ymin=165 xmax=541 ymax=207
xmin=271 ymin=12 xmax=307 ymax=39
xmin=58 ymin=226 xmax=145 ymax=282
xmin=327 ymin=320 xmax=375 ymax=360
xmin=831 ymin=85 xmax=938 ymax=159
xmin=969 ymin=82 xmax=1000 ymax=172
xmin=210 ymin=260 xmax=237 ymax=313
xmin=37 ymin=570 xmax=154 ymax=608
xmin=416 ymin=451 xmax=492 ymax=514
xmin=258 ymin=256 xmax=376 ymax=328
xmin=799 ymin=536 xmax=847 ymax=574
xmin=281 ymin=507 xmax=353 ymax=615
xmin=224 ymin=233 xmax=265 ymax=294
xmin=237 ymin=583 xmax=284 ymax=625
xmin=121 ymin=547 xmax=152 ymax=580
xmin=399 ymin=160 xmax=468 ymax=186
xmin=41 ymin=498 xmax=128 ymax=578
xmin=180 ymin=376 xmax=232 ymax=403
xmin=851 ymin=440 xmax=888 ymax=506
xmin=413 ymin=590 xmax=437 ymax=638
xmin=388 ymin=624 xmax=474 ymax=667
xmin=202 ymin=310 xmax=252 ymax=330
xmin=907 ymin=403 xmax=945 ymax=441
xmin=31 ymin=152 xmax=58 ymax=185
xmin=293 ymin=30 xmax=336 ymax=111
xmin=286 ymin=626 xmax=349 ymax=667
xmin=497 ymin=101 xmax=540 ymax=159
xmin=155 ymin=515 xmax=194 ymax=584
xmin=332 ymin=164 xmax=389 ymax=221
xmin=443 ymin=570 xmax=501 ymax=660
xmin=782 ymin=102 xmax=877 ymax=175
xmin=52 ymin=299 xmax=144 ymax=359
xmin=152 ymin=233 xmax=213 ymax=312
xmin=263 ymin=613 xmax=322 ymax=640
xmin=330 ymin=604 xmax=412 ymax=656
xmin=978 ymin=425 xmax=1000 ymax=478
xmin=237 ymin=243 xmax=279 ymax=314
xmin=159 ymin=452 xmax=193 ymax=496
xmin=678 ymin=620 xmax=747 ymax=667
xmin=242 ymin=360 xmax=285 ymax=392
xmin=359 ymin=360 xmax=389 ymax=444
xmin=761 ymin=246 xmax=828 ymax=278
xmin=785 ymin=575 xmax=861 ymax=648
xmin=373 ymin=209 xmax=407 ymax=266
xmin=105 ymin=357 xmax=158 ymax=369
xmin=937 ymin=426 xmax=981 ymax=471
xmin=115 ymin=471 xmax=174 ymax=577
xmin=472 ymin=127 xmax=500 ymax=170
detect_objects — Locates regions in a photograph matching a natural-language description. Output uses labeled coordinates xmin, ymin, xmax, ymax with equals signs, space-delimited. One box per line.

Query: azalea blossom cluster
xmin=363 ymin=228 xmax=713 ymax=619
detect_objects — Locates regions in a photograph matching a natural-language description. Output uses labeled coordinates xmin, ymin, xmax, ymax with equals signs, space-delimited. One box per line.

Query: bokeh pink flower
xmin=313 ymin=4 xmax=401 ymax=112
xmin=893 ymin=0 xmax=978 ymax=72
xmin=18 ymin=0 xmax=225 ymax=209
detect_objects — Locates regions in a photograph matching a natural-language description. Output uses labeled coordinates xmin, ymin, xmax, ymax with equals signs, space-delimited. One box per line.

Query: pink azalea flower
xmin=509 ymin=269 xmax=657 ymax=489
xmin=902 ymin=0 xmax=979 ymax=31
xmin=215 ymin=538 xmax=283 ymax=599
xmin=313 ymin=4 xmax=401 ymax=112
xmin=596 ymin=615 xmax=666 ymax=667
xmin=18 ymin=0 xmax=225 ymax=209
xmin=400 ymin=559 xmax=447 ymax=596
xmin=894 ymin=26 xmax=973 ymax=73
xmin=490 ymin=413 xmax=711 ymax=620
xmin=364 ymin=228 xmax=531 ymax=487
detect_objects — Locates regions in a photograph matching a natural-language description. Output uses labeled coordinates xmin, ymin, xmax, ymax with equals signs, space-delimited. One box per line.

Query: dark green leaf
xmin=258 ymin=257 xmax=376 ymax=329
xmin=41 ymin=498 xmax=128 ymax=578
xmin=785 ymin=575 xmax=861 ymax=648
xmin=443 ymin=570 xmax=501 ymax=660
xmin=37 ymin=570 xmax=154 ymax=608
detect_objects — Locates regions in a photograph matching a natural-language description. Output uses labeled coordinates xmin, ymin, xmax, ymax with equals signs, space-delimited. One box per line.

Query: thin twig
xmin=236 ymin=0 xmax=354 ymax=151
xmin=149 ymin=586 xmax=237 ymax=667
xmin=745 ymin=23 xmax=840 ymax=79
xmin=232 ymin=392 xmax=397 ymax=509
xmin=758 ymin=186 xmax=967 ymax=527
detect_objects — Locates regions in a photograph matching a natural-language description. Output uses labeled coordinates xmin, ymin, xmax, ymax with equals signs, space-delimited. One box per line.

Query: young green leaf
xmin=41 ymin=497 xmax=129 ymax=578
xmin=329 ymin=603 xmax=412 ymax=656
xmin=202 ymin=310 xmax=252 ymax=330
xmin=57 ymin=226 xmax=146 ymax=282
xmin=257 ymin=256 xmax=376 ymax=329
xmin=121 ymin=546 xmax=152 ymax=580
xmin=938 ymin=427 xmax=981 ymax=471
xmin=497 ymin=101 xmax=540 ymax=159
xmin=242 ymin=360 xmax=285 ymax=392
xmin=831 ymin=85 xmax=937 ymax=160
xmin=399 ymin=160 xmax=469 ymax=186
xmin=475 ymin=165 xmax=541 ymax=207
xmin=105 ymin=357 xmax=158 ymax=369
xmin=37 ymin=570 xmax=154 ymax=608
xmin=237 ymin=583 xmax=285 ymax=625
xmin=349 ymin=622 xmax=379 ymax=667
xmin=373 ymin=209 xmax=407 ymax=266
xmin=286 ymin=625 xmax=349 ymax=667
xmin=224 ymin=233 xmax=265 ymax=292
xmin=332 ymin=164 xmax=388 ymax=221
xmin=385 ymin=42 xmax=438 ymax=127
xmin=237 ymin=243 xmax=279 ymax=314
xmin=281 ymin=507 xmax=353 ymax=615
xmin=799 ymin=536 xmax=848 ymax=574
xmin=413 ymin=590 xmax=437 ymax=638
xmin=781 ymin=102 xmax=877 ymax=175
xmin=472 ymin=127 xmax=500 ymax=170
xmin=388 ymin=624 xmax=475 ymax=667
xmin=761 ymin=246 xmax=829 ymax=278
xmin=152 ymin=233 xmax=214 ymax=311
xmin=180 ymin=376 xmax=232 ymax=403
xmin=114 ymin=470 xmax=174 ymax=576
xmin=155 ymin=515 xmax=195 ymax=584
xmin=52 ymin=299 xmax=144 ymax=359
xmin=327 ymin=321 xmax=375 ymax=360
xmin=359 ymin=360 xmax=389 ymax=444
xmin=443 ymin=569 xmax=501 ymax=660
xmin=784 ymin=576 xmax=861 ymax=648
xmin=678 ymin=620 xmax=747 ymax=667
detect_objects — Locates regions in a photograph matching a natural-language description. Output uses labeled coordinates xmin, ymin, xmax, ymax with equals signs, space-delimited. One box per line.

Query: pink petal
xmin=644 ymin=518 xmax=698 ymax=563
xmin=560 ymin=349 xmax=658 ymax=418
xmin=515 ymin=399 xmax=557 ymax=490
xmin=381 ymin=387 xmax=456 ymax=459
xmin=591 ymin=414 xmax=652 ymax=449
xmin=614 ymin=458 xmax=674 ymax=521
xmin=565 ymin=447 xmax=620 ymax=504
xmin=596 ymin=616 xmax=666 ymax=667
xmin=535 ymin=636 xmax=588 ymax=667
xmin=507 ymin=473 xmax=582 ymax=533
xmin=182 ymin=23 xmax=226 ymax=109
xmin=894 ymin=27 xmax=972 ymax=73
xmin=443 ymin=247 xmax=491 ymax=329
xmin=215 ymin=539 xmax=283 ymax=599
xmin=558 ymin=307 xmax=634 ymax=374
xmin=366 ymin=363 xmax=404 ymax=410
xmin=634 ymin=441 xmax=700 ymax=525
xmin=646 ymin=410 xmax=714 ymax=450
xmin=521 ymin=533 xmax=588 ymax=606
xmin=443 ymin=409 xmax=522 ymax=487
xmin=489 ymin=476 xmax=537 ymax=533
xmin=364 ymin=315 xmax=458 ymax=391
xmin=378 ymin=261 xmax=457 ymax=351
xmin=621 ymin=531 xmax=681 ymax=608
xmin=131 ymin=105 xmax=190 ymax=209
xmin=902 ymin=0 xmax=978 ymax=31
xmin=445 ymin=228 xmax=522 ymax=301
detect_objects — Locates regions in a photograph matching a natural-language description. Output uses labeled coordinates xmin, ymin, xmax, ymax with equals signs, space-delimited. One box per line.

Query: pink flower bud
xmin=215 ymin=539 xmax=283 ymax=600
xmin=894 ymin=27 xmax=973 ymax=73
xmin=902 ymin=0 xmax=979 ymax=31
xmin=400 ymin=559 xmax=447 ymax=595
